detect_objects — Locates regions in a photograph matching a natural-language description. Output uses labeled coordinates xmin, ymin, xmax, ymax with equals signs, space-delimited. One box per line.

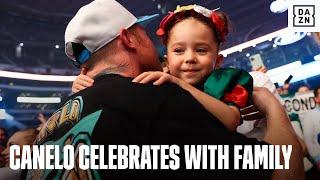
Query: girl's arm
xmin=133 ymin=71 xmax=241 ymax=131
xmin=72 ymin=68 xmax=94 ymax=94
xmin=178 ymin=78 xmax=241 ymax=131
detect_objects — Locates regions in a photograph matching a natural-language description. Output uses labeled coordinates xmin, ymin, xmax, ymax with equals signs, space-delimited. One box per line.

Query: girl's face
xmin=166 ymin=18 xmax=222 ymax=85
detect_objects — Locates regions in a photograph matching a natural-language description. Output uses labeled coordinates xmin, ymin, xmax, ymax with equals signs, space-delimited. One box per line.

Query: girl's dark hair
xmin=159 ymin=10 xmax=231 ymax=45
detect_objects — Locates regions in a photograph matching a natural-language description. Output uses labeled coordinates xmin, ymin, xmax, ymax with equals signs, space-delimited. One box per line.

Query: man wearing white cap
xmin=65 ymin=0 xmax=161 ymax=75
xmin=24 ymin=0 xmax=304 ymax=179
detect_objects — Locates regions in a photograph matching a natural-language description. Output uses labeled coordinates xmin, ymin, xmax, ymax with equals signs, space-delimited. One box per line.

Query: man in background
xmin=0 ymin=127 xmax=7 ymax=168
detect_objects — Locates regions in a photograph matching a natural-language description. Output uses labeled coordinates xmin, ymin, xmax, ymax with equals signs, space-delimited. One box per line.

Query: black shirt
xmin=27 ymin=74 xmax=272 ymax=180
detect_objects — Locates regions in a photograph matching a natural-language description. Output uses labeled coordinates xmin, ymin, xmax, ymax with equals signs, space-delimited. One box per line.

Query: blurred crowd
xmin=0 ymin=67 xmax=320 ymax=179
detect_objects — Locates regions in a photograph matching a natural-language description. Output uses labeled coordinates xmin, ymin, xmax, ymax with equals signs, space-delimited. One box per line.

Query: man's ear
xmin=215 ymin=54 xmax=224 ymax=68
xmin=119 ymin=29 xmax=136 ymax=51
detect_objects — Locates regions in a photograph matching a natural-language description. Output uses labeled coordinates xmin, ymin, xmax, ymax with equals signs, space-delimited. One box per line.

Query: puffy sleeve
xmin=204 ymin=68 xmax=253 ymax=108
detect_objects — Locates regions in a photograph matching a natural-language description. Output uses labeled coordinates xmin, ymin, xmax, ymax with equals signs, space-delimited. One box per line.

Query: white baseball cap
xmin=65 ymin=0 xmax=158 ymax=67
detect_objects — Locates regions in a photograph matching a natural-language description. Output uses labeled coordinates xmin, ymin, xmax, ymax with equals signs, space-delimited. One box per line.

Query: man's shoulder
xmin=89 ymin=74 xmax=183 ymax=95
xmin=71 ymin=74 xmax=195 ymax=114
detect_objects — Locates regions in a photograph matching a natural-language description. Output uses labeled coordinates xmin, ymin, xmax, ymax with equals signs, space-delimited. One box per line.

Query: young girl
xmin=72 ymin=5 xmax=253 ymax=131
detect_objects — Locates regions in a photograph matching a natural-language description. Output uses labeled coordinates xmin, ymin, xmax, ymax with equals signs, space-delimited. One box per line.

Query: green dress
xmin=204 ymin=68 xmax=254 ymax=109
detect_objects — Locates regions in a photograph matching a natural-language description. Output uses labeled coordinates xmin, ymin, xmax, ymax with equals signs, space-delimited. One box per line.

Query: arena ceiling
xmin=1 ymin=0 xmax=287 ymax=50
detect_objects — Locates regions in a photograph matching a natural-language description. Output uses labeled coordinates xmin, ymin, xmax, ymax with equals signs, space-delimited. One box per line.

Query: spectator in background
xmin=0 ymin=128 xmax=38 ymax=180
xmin=314 ymin=86 xmax=320 ymax=105
xmin=1 ymin=128 xmax=38 ymax=167
xmin=37 ymin=113 xmax=47 ymax=131
xmin=277 ymin=83 xmax=290 ymax=95
xmin=313 ymin=32 xmax=320 ymax=45
xmin=0 ymin=127 xmax=7 ymax=168
xmin=312 ymin=86 xmax=320 ymax=170
xmin=296 ymin=86 xmax=320 ymax=179
xmin=278 ymin=83 xmax=317 ymax=173
xmin=252 ymin=66 xmax=268 ymax=74
xmin=300 ymin=86 xmax=320 ymax=168
xmin=297 ymin=85 xmax=311 ymax=94
xmin=0 ymin=128 xmax=6 ymax=143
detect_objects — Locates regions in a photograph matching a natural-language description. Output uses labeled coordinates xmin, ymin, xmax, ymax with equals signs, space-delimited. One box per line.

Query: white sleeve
xmin=249 ymin=71 xmax=284 ymax=105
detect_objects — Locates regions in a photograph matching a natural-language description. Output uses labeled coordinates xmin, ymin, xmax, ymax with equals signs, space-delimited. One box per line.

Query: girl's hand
xmin=72 ymin=68 xmax=94 ymax=93
xmin=132 ymin=71 xmax=180 ymax=86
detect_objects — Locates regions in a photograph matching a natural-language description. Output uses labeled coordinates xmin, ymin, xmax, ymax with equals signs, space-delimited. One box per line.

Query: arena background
xmin=0 ymin=0 xmax=320 ymax=136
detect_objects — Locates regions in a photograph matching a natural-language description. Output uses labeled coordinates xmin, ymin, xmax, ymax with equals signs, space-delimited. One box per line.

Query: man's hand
xmin=252 ymin=87 xmax=305 ymax=180
xmin=251 ymin=87 xmax=282 ymax=115
xmin=240 ymin=87 xmax=282 ymax=121
xmin=240 ymin=105 xmax=264 ymax=121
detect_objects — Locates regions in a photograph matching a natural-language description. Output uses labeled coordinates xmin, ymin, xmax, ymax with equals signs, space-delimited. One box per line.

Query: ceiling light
xmin=0 ymin=109 xmax=5 ymax=120
xmin=17 ymin=97 xmax=61 ymax=104
xmin=0 ymin=70 xmax=76 ymax=82
xmin=220 ymin=28 xmax=288 ymax=57
xmin=274 ymin=31 xmax=307 ymax=46
xmin=270 ymin=0 xmax=288 ymax=13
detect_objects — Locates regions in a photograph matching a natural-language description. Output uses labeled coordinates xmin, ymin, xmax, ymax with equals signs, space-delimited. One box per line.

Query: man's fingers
xmin=240 ymin=105 xmax=258 ymax=115
xmin=242 ymin=111 xmax=264 ymax=121
xmin=240 ymin=104 xmax=265 ymax=121
xmin=253 ymin=86 xmax=265 ymax=91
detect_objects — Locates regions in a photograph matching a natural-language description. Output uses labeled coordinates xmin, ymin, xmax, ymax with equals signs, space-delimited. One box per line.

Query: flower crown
xmin=156 ymin=5 xmax=228 ymax=43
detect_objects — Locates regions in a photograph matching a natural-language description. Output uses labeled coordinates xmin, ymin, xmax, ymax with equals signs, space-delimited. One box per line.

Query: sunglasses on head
xmin=71 ymin=42 xmax=91 ymax=68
